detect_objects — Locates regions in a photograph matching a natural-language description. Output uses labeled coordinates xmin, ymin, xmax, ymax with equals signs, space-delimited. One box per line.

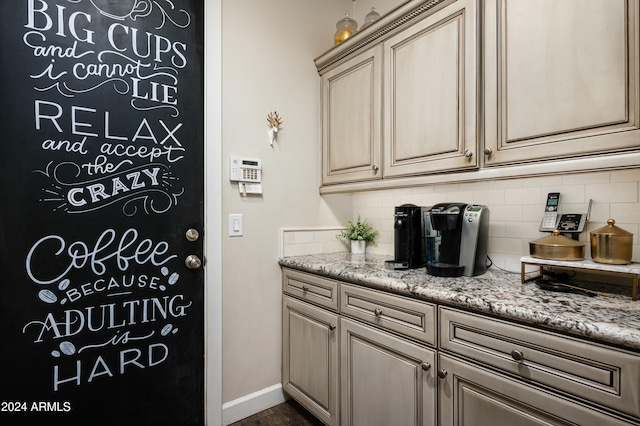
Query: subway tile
xmin=488 ymin=179 xmax=524 ymax=189
xmin=611 ymin=168 xmax=640 ymax=182
xmin=505 ymin=187 xmax=541 ymax=205
xmin=283 ymin=231 xmax=296 ymax=244
xmin=294 ymin=231 xmax=315 ymax=244
xmin=488 ymin=221 xmax=506 ymax=238
xmin=586 ymin=182 xmax=638 ymax=203
xmin=472 ymin=189 xmax=505 ymax=205
xmin=323 ymin=240 xmax=346 ymax=253
xmin=504 ymin=255 xmax=528 ymax=274
xmin=304 ymin=242 xmax=323 ymax=254
xmin=460 ymin=181 xmax=490 ymax=191
xmin=608 ymin=204 xmax=640 ymax=226
xmin=489 ymin=237 xmax=523 ymax=253
xmin=522 ymin=175 xmax=564 ymax=187
xmin=490 ymin=204 xmax=523 ymax=221
xmin=552 ymin=186 xmax=585 ymax=204
xmin=585 ymin=202 xmax=610 ymax=223
xmin=562 ymin=171 xmax=609 ymax=185
xmin=505 ymin=221 xmax=540 ymax=239
xmin=283 ymin=244 xmax=305 ymax=257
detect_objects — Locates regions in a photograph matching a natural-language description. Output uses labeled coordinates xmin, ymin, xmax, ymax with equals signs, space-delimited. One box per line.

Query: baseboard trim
xmin=222 ymin=383 xmax=288 ymax=425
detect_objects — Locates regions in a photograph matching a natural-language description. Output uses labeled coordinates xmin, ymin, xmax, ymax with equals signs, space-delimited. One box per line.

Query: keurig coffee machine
xmin=426 ymin=203 xmax=490 ymax=277
xmin=388 ymin=204 xmax=428 ymax=269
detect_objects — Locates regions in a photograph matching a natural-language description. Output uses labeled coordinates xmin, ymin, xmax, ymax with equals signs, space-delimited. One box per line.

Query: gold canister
xmin=529 ymin=230 xmax=586 ymax=261
xmin=590 ymin=219 xmax=633 ymax=264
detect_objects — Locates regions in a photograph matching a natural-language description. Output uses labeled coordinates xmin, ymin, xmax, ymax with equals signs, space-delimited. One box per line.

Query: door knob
xmin=185 ymin=255 xmax=202 ymax=269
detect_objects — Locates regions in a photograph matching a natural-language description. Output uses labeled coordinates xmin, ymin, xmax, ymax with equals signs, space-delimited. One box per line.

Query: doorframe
xmin=205 ymin=0 xmax=223 ymax=424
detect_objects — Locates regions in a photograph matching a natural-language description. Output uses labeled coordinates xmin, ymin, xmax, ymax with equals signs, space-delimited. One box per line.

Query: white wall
xmin=219 ymin=0 xmax=353 ymax=416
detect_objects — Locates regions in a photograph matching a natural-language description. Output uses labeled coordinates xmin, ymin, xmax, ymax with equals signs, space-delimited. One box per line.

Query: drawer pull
xmin=374 ymin=308 xmax=383 ymax=316
xmin=437 ymin=369 xmax=448 ymax=379
xmin=421 ymin=362 xmax=431 ymax=371
xmin=329 ymin=324 xmax=336 ymax=331
xmin=301 ymin=285 xmax=310 ymax=292
xmin=510 ymin=349 xmax=525 ymax=362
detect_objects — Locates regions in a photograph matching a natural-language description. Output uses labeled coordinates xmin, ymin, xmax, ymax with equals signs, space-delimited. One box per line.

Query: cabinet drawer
xmin=340 ymin=283 xmax=436 ymax=346
xmin=282 ymin=268 xmax=338 ymax=311
xmin=440 ymin=307 xmax=640 ymax=419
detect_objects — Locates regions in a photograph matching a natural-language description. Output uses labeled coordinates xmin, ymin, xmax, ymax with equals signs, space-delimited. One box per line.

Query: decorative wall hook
xmin=267 ymin=111 xmax=283 ymax=146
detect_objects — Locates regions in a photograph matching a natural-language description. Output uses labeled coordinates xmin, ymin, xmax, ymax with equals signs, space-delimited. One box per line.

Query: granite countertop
xmin=279 ymin=252 xmax=640 ymax=352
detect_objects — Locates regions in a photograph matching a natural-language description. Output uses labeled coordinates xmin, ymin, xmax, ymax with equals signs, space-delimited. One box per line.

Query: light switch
xmin=229 ymin=214 xmax=243 ymax=237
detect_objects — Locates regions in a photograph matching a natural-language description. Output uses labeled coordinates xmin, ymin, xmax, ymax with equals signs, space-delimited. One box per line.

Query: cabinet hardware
xmin=464 ymin=150 xmax=473 ymax=158
xmin=437 ymin=369 xmax=448 ymax=378
xmin=374 ymin=308 xmax=383 ymax=316
xmin=329 ymin=324 xmax=336 ymax=331
xmin=510 ymin=349 xmax=525 ymax=362
xmin=421 ymin=362 xmax=431 ymax=371
xmin=372 ymin=164 xmax=379 ymax=173
xmin=302 ymin=286 xmax=309 ymax=292
xmin=483 ymin=147 xmax=493 ymax=156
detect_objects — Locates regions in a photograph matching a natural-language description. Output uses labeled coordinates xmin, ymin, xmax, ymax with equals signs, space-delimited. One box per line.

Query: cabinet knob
xmin=464 ymin=150 xmax=473 ymax=158
xmin=374 ymin=308 xmax=383 ymax=316
xmin=372 ymin=164 xmax=379 ymax=173
xmin=510 ymin=349 xmax=525 ymax=362
xmin=437 ymin=369 xmax=448 ymax=379
xmin=421 ymin=362 xmax=431 ymax=371
xmin=302 ymin=286 xmax=310 ymax=292
xmin=329 ymin=324 xmax=336 ymax=331
xmin=483 ymin=147 xmax=493 ymax=156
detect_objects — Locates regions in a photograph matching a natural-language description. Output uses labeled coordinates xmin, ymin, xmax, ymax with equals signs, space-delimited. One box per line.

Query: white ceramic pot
xmin=351 ymin=240 xmax=366 ymax=254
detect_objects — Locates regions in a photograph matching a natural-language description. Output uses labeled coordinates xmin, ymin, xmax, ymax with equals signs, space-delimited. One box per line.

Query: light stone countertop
xmin=279 ymin=252 xmax=640 ymax=352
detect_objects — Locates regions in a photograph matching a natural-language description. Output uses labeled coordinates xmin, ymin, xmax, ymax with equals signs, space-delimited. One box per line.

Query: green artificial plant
xmin=337 ymin=216 xmax=379 ymax=244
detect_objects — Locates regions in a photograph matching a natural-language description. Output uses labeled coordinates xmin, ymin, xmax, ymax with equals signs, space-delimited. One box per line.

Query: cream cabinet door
xmin=321 ymin=46 xmax=382 ymax=185
xmin=483 ymin=0 xmax=640 ymax=166
xmin=340 ymin=318 xmax=436 ymax=426
xmin=282 ymin=296 xmax=339 ymax=426
xmin=383 ymin=0 xmax=479 ymax=177
xmin=438 ymin=354 xmax=634 ymax=426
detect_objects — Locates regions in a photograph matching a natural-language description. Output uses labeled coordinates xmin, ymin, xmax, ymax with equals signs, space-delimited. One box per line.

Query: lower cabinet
xmin=340 ymin=318 xmax=436 ymax=426
xmin=282 ymin=268 xmax=640 ymax=425
xmin=438 ymin=353 xmax=633 ymax=426
xmin=282 ymin=295 xmax=339 ymax=426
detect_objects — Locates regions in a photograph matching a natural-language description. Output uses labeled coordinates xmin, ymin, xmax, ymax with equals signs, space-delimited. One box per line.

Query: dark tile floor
xmin=230 ymin=399 xmax=325 ymax=426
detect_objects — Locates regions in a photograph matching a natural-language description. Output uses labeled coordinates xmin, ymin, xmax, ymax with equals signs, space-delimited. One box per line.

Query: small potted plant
xmin=337 ymin=216 xmax=379 ymax=254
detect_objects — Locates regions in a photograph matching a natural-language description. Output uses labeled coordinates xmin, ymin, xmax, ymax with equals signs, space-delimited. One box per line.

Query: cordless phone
xmin=539 ymin=192 xmax=560 ymax=232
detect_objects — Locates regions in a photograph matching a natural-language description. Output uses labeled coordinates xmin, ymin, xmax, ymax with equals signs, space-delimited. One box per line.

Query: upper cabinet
xmin=483 ymin=0 xmax=640 ymax=166
xmin=384 ymin=0 xmax=479 ymax=177
xmin=315 ymin=0 xmax=640 ymax=192
xmin=321 ymin=46 xmax=382 ymax=185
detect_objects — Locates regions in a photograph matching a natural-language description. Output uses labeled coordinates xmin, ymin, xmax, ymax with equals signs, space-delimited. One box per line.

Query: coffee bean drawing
xmin=38 ymin=289 xmax=57 ymax=304
xmin=60 ymin=341 xmax=76 ymax=356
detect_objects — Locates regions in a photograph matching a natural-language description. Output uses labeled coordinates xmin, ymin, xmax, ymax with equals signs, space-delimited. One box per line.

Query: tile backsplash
xmin=351 ymin=169 xmax=640 ymax=273
xmin=281 ymin=227 xmax=348 ymax=257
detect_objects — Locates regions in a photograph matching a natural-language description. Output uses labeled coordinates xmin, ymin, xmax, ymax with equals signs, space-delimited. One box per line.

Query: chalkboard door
xmin=0 ymin=1 xmax=205 ymax=425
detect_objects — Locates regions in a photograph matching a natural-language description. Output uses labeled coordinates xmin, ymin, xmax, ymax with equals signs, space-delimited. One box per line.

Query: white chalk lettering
xmin=26 ymin=228 xmax=175 ymax=285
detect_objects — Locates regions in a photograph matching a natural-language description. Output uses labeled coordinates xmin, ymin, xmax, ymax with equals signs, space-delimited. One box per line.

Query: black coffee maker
xmin=426 ymin=202 xmax=490 ymax=277
xmin=390 ymin=204 xmax=427 ymax=269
